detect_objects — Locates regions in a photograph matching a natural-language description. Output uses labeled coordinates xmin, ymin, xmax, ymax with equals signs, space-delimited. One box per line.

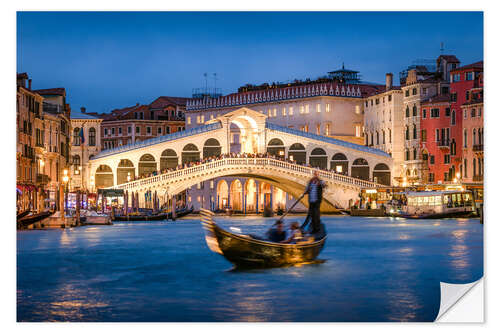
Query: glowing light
xmin=336 ymin=165 xmax=343 ymax=173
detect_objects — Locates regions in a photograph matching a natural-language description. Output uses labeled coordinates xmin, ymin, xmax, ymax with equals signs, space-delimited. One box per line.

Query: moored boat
xmin=111 ymin=206 xmax=193 ymax=222
xmin=17 ymin=211 xmax=54 ymax=229
xmin=200 ymin=209 xmax=327 ymax=268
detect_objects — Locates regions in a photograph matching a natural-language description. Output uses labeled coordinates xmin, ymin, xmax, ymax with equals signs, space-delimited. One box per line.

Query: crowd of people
xmin=133 ymin=152 xmax=346 ymax=181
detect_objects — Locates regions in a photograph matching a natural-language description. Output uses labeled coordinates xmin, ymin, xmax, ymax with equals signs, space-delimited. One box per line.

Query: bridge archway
xmin=351 ymin=158 xmax=370 ymax=180
xmin=138 ymin=154 xmax=157 ymax=177
xmin=373 ymin=163 xmax=391 ymax=185
xmin=95 ymin=165 xmax=113 ymax=189
xmin=182 ymin=144 xmax=200 ymax=164
xmin=309 ymin=148 xmax=328 ymax=169
xmin=288 ymin=143 xmax=306 ymax=164
xmin=267 ymin=138 xmax=285 ymax=157
xmin=160 ymin=149 xmax=178 ymax=171
xmin=259 ymin=182 xmax=272 ymax=210
xmin=244 ymin=179 xmax=257 ymax=212
xmin=331 ymin=153 xmax=348 ymax=175
xmin=230 ymin=179 xmax=243 ymax=211
xmin=117 ymin=159 xmax=135 ymax=185
xmin=203 ymin=138 xmax=222 ymax=158
xmin=217 ymin=180 xmax=229 ymax=210
xmin=228 ymin=113 xmax=260 ymax=154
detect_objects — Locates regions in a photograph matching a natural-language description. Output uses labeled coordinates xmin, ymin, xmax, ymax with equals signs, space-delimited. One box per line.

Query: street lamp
xmin=63 ymin=169 xmax=69 ymax=212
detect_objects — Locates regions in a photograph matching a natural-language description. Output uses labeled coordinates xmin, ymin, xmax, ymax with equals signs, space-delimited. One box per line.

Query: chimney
xmin=28 ymin=79 xmax=32 ymax=90
xmin=81 ymin=107 xmax=86 ymax=113
xmin=385 ymin=73 xmax=393 ymax=91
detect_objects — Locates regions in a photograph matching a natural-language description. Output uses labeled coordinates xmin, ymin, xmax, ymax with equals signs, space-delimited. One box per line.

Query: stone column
xmin=255 ymin=180 xmax=259 ymax=214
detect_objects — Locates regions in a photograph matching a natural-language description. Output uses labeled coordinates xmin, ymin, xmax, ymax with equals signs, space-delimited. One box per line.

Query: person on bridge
xmin=301 ymin=170 xmax=326 ymax=234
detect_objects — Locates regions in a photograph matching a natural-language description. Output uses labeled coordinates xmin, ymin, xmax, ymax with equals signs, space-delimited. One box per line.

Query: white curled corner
xmin=435 ymin=278 xmax=484 ymax=322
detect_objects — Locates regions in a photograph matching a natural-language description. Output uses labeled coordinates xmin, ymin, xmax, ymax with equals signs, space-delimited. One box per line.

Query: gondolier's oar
xmin=276 ymin=193 xmax=305 ymax=223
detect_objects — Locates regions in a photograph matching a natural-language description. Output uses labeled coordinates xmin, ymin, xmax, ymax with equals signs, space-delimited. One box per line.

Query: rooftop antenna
xmin=213 ymin=73 xmax=218 ymax=97
xmin=203 ymin=73 xmax=208 ymax=96
xmin=440 ymin=42 xmax=444 ymax=54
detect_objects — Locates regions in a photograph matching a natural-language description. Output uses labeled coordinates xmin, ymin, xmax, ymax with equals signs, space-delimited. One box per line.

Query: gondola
xmin=200 ymin=208 xmax=327 ymax=268
xmin=17 ymin=210 xmax=30 ymax=220
xmin=17 ymin=211 xmax=53 ymax=229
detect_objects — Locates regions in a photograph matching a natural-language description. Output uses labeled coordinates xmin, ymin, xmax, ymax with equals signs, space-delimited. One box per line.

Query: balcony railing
xmin=36 ymin=174 xmax=50 ymax=185
xmin=473 ymin=175 xmax=483 ymax=182
xmin=473 ymin=144 xmax=483 ymax=152
xmin=438 ymin=140 xmax=450 ymax=148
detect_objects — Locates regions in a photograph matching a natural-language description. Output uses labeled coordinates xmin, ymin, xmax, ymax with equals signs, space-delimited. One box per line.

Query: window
xmin=166 ymin=126 xmax=170 ymax=134
xmin=430 ymin=155 xmax=435 ymax=165
xmin=389 ymin=129 xmax=392 ymax=143
xmin=451 ymin=93 xmax=457 ymax=102
xmin=356 ymin=125 xmax=361 ymax=137
xmin=466 ymin=72 xmax=474 ymax=80
xmin=267 ymin=109 xmax=271 ymax=117
xmin=136 ymin=126 xmax=140 ymax=134
xmin=73 ymin=127 xmax=81 ymax=146
xmin=299 ymin=105 xmax=304 ymax=114
xmin=405 ymin=126 xmax=409 ymax=140
xmin=413 ymin=148 xmax=417 ymax=160
xmin=158 ymin=127 xmax=162 ymax=134
xmin=431 ymin=108 xmax=440 ymax=118
xmin=453 ymin=73 xmax=460 ymax=82
xmin=422 ymin=129 xmax=427 ymax=142
xmin=146 ymin=126 xmax=151 ymax=134
xmin=471 ymin=108 xmax=476 ymax=117
xmin=388 ymin=95 xmax=392 ymax=102
xmin=441 ymin=87 xmax=449 ymax=95
xmin=412 ymin=88 xmax=417 ymax=95
xmin=382 ymin=130 xmax=386 ymax=144
xmin=464 ymin=129 xmax=468 ymax=148
xmin=444 ymin=154 xmax=450 ymax=164
xmin=289 ymin=106 xmax=294 ymax=115
xmin=150 ymin=111 xmax=154 ymax=119
xmin=316 ymin=104 xmax=321 ymax=113
xmin=305 ymin=105 xmax=310 ymax=113
xmin=405 ymin=149 xmax=409 ymax=161
xmin=89 ymin=127 xmax=96 ymax=146
xmin=118 ymin=127 xmax=122 ymax=135
xmin=405 ymin=106 xmax=410 ymax=117
xmin=201 ymin=115 xmax=205 ymax=123
xmin=128 ymin=126 xmax=132 ymax=134
xmin=376 ymin=131 xmax=379 ymax=145
xmin=422 ymin=109 xmax=427 ymax=118
xmin=104 ymin=128 xmax=108 ymax=136
xmin=316 ymin=124 xmax=321 ymax=135
xmin=428 ymin=173 xmax=435 ymax=183
xmin=326 ymin=104 xmax=330 ymax=113
xmin=73 ymin=155 xmax=80 ymax=166
xmin=111 ymin=127 xmax=115 ymax=135
xmin=412 ymin=104 xmax=417 ymax=116
xmin=375 ymin=98 xmax=379 ymax=105
xmin=273 ymin=108 xmax=277 ymax=117
xmin=422 ymin=88 xmax=428 ymax=95
xmin=435 ymin=129 xmax=439 ymax=142
xmin=451 ymin=110 xmax=456 ymax=125
xmin=445 ymin=108 xmax=451 ymax=117
xmin=405 ymin=90 xmax=410 ymax=97
xmin=187 ymin=117 xmax=191 ymax=125
xmin=325 ymin=124 xmax=330 ymax=136
xmin=466 ymin=91 xmax=470 ymax=101
xmin=464 ymin=109 xmax=467 ymax=119
xmin=464 ymin=159 xmax=468 ymax=178
xmin=413 ymin=125 xmax=417 ymax=139
xmin=282 ymin=107 xmax=286 ymax=116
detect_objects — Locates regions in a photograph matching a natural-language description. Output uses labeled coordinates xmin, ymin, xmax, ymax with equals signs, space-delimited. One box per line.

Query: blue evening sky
xmin=17 ymin=11 xmax=483 ymax=114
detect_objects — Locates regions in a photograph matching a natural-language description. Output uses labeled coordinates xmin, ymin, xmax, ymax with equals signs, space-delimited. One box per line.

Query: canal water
xmin=17 ymin=215 xmax=483 ymax=322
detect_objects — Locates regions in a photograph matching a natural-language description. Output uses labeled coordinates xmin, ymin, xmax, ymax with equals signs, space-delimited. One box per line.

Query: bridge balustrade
xmin=110 ymin=157 xmax=384 ymax=192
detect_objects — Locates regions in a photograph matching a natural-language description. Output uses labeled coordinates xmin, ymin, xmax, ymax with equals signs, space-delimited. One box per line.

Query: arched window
xmin=376 ymin=131 xmax=379 ymax=145
xmin=413 ymin=148 xmax=417 ymax=160
xmin=388 ymin=129 xmax=392 ymax=143
xmin=382 ymin=130 xmax=386 ymax=144
xmin=405 ymin=149 xmax=409 ymax=161
xmin=370 ymin=132 xmax=374 ymax=145
xmin=464 ymin=158 xmax=468 ymax=178
xmin=89 ymin=127 xmax=96 ymax=146
xmin=405 ymin=106 xmax=410 ymax=117
xmin=451 ymin=110 xmax=456 ymax=125
xmin=463 ymin=129 xmax=468 ymax=148
xmin=412 ymin=104 xmax=417 ymax=116
xmin=405 ymin=126 xmax=409 ymax=140
xmin=73 ymin=155 xmax=80 ymax=166
xmin=473 ymin=158 xmax=477 ymax=176
xmin=73 ymin=127 xmax=81 ymax=146
xmin=413 ymin=124 xmax=417 ymax=139
xmin=473 ymin=129 xmax=477 ymax=145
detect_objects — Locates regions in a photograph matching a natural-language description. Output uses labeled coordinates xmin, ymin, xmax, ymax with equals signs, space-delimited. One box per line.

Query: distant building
xmin=363 ymin=73 xmax=405 ymax=184
xmin=69 ymin=108 xmax=103 ymax=192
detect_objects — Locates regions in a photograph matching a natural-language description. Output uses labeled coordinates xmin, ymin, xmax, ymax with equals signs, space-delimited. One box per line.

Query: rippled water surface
xmin=17 ymin=215 xmax=483 ymax=322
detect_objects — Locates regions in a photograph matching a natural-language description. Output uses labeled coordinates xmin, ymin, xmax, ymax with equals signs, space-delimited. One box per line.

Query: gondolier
xmin=301 ymin=171 xmax=326 ymax=234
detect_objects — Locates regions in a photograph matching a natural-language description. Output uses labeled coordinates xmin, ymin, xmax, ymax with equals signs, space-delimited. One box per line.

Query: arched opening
xmin=267 ymin=138 xmax=285 ymax=157
xmin=351 ymin=158 xmax=370 ymax=180
xmin=95 ymin=164 xmax=113 ymax=189
xmin=230 ymin=179 xmax=243 ymax=211
xmin=229 ymin=123 xmax=241 ymax=154
xmin=203 ymin=138 xmax=222 ymax=158
xmin=217 ymin=180 xmax=229 ymax=210
xmin=138 ymin=154 xmax=157 ymax=177
xmin=160 ymin=149 xmax=178 ymax=170
xmin=373 ymin=163 xmax=391 ymax=185
xmin=244 ymin=179 xmax=257 ymax=212
xmin=181 ymin=143 xmax=200 ymax=164
xmin=331 ymin=153 xmax=348 ymax=175
xmin=73 ymin=127 xmax=81 ymax=146
xmin=288 ymin=143 xmax=306 ymax=165
xmin=259 ymin=182 xmax=272 ymax=212
xmin=117 ymin=159 xmax=135 ymax=184
xmin=89 ymin=127 xmax=96 ymax=146
xmin=228 ymin=114 xmax=259 ymax=154
xmin=309 ymin=147 xmax=327 ymax=169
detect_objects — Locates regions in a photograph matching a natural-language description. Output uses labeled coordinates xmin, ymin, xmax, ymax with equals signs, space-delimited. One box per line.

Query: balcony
xmin=437 ymin=140 xmax=450 ymax=149
xmin=36 ymin=174 xmax=50 ymax=185
xmin=473 ymin=144 xmax=483 ymax=152
xmin=473 ymin=175 xmax=483 ymax=182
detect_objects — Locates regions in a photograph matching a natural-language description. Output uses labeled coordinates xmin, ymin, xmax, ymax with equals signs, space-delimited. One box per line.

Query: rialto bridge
xmin=88 ymin=108 xmax=393 ymax=210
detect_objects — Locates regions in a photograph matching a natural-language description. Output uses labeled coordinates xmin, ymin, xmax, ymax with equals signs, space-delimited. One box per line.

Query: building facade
xmin=363 ymin=73 xmax=405 ymax=184
xmin=69 ymin=108 xmax=103 ymax=192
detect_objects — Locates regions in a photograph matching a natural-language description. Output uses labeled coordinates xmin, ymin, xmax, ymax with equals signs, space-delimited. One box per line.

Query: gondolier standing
xmin=301 ymin=171 xmax=326 ymax=234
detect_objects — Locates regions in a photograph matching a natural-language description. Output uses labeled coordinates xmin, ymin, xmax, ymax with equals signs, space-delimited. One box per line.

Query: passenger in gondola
xmin=266 ymin=220 xmax=286 ymax=242
xmin=281 ymin=222 xmax=302 ymax=244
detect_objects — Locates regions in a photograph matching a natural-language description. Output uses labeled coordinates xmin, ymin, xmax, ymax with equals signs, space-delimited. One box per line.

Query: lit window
xmin=201 ymin=115 xmax=204 ymax=123
xmin=355 ymin=105 xmax=360 ymax=114
xmin=325 ymin=124 xmax=330 ymax=136
xmin=316 ymin=124 xmax=321 ymax=135
xmin=188 ymin=196 xmax=192 ymax=202
xmin=305 ymin=105 xmax=310 ymax=113
xmin=268 ymin=109 xmax=271 ymax=116
xmin=289 ymin=106 xmax=294 ymax=115
xmin=273 ymin=108 xmax=277 ymax=117
xmin=355 ymin=125 xmax=361 ymax=137
xmin=196 ymin=116 xmax=200 ymax=123
xmin=187 ymin=117 xmax=191 ymax=125
xmin=326 ymin=104 xmax=330 ymax=113
xmin=316 ymin=104 xmax=321 ymax=113
xmin=300 ymin=106 xmax=304 ymax=114
xmin=210 ymin=114 xmax=214 ymax=120
xmin=282 ymin=107 xmax=286 ymax=116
